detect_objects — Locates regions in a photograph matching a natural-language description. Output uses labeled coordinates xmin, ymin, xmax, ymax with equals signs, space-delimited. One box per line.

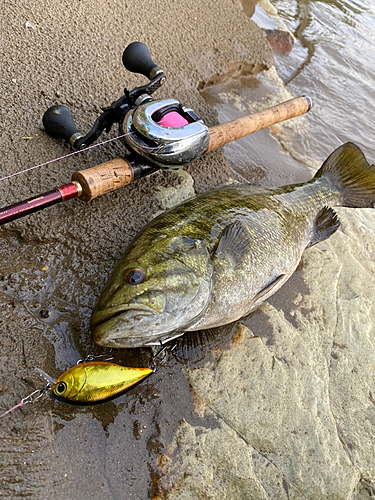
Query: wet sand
xmin=0 ymin=1 xmax=274 ymax=498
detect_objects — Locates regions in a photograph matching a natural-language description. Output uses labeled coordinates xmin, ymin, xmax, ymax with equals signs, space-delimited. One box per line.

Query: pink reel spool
xmin=157 ymin=111 xmax=189 ymax=128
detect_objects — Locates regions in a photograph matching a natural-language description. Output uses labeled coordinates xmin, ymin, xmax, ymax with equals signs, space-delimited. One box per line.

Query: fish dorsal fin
xmin=252 ymin=274 xmax=285 ymax=303
xmin=308 ymin=206 xmax=341 ymax=248
xmin=212 ymin=220 xmax=253 ymax=268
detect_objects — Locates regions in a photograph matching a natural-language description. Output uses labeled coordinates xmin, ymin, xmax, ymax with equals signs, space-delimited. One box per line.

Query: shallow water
xmin=270 ymin=0 xmax=375 ymax=158
xmin=205 ymin=0 xmax=375 ymax=177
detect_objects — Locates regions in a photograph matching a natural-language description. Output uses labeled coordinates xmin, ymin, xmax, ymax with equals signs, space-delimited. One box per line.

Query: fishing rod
xmin=0 ymin=42 xmax=312 ymax=226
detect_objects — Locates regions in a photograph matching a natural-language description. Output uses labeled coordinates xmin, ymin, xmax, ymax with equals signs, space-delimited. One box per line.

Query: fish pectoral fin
xmin=307 ymin=206 xmax=340 ymax=248
xmin=253 ymin=274 xmax=286 ymax=303
xmin=171 ymin=329 xmax=218 ymax=361
xmin=212 ymin=220 xmax=253 ymax=268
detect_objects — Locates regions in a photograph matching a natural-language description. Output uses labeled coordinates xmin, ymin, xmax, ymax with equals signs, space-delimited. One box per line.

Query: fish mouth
xmin=90 ymin=303 xmax=158 ymax=329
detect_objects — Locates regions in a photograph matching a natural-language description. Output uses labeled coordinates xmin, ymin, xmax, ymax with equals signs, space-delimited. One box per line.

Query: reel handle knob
xmin=43 ymin=105 xmax=83 ymax=148
xmin=122 ymin=42 xmax=161 ymax=80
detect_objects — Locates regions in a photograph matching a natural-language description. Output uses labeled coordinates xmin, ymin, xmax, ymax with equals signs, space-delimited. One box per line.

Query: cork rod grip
xmin=206 ymin=96 xmax=312 ymax=153
xmin=71 ymin=158 xmax=134 ymax=202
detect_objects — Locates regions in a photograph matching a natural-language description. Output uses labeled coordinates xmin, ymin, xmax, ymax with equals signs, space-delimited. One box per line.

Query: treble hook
xmin=76 ymin=349 xmax=114 ymax=364
xmin=149 ymin=343 xmax=177 ymax=371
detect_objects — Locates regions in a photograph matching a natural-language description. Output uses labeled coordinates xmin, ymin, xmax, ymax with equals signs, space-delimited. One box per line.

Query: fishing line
xmin=0 ymin=386 xmax=50 ymax=418
xmin=0 ymin=131 xmax=135 ymax=183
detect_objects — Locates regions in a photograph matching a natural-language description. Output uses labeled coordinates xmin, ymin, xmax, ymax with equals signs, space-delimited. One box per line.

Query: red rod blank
xmin=0 ymin=183 xmax=80 ymax=225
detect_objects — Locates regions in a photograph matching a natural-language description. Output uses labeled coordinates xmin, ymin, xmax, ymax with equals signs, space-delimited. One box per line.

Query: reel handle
xmin=43 ymin=105 xmax=83 ymax=147
xmin=122 ymin=42 xmax=162 ymax=80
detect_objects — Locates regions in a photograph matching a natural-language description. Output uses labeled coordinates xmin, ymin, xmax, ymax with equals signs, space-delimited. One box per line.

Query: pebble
xmin=265 ymin=29 xmax=294 ymax=54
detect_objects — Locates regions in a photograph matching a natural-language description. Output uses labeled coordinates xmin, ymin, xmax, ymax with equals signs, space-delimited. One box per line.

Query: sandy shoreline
xmin=0 ymin=1 xmax=274 ymax=498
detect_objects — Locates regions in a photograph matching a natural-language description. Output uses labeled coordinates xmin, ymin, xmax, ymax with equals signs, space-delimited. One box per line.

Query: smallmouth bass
xmin=91 ymin=143 xmax=375 ymax=347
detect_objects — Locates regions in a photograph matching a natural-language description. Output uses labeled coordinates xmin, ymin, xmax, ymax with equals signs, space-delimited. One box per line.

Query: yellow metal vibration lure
xmin=1 ymin=351 xmax=166 ymax=416
xmin=0 ymin=362 xmax=153 ymax=417
xmin=50 ymin=362 xmax=153 ymax=404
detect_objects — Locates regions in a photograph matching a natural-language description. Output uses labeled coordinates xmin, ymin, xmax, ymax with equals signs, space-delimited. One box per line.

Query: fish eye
xmin=125 ymin=268 xmax=145 ymax=285
xmin=54 ymin=381 xmax=67 ymax=396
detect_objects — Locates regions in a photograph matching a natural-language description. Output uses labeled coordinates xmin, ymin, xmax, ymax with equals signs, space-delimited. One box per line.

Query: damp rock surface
xmin=265 ymin=29 xmax=294 ymax=54
xmin=155 ymin=208 xmax=375 ymax=499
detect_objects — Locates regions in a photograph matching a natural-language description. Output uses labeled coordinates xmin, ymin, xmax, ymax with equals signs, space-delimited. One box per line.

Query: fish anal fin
xmin=308 ymin=206 xmax=340 ymax=248
xmin=253 ymin=274 xmax=285 ymax=303
xmin=212 ymin=220 xmax=252 ymax=268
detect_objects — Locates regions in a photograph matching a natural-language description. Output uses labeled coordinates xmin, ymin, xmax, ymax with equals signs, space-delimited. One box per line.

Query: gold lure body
xmin=52 ymin=361 xmax=152 ymax=404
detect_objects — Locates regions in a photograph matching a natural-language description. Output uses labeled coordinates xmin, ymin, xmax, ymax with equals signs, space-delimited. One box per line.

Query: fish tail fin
xmin=314 ymin=142 xmax=375 ymax=208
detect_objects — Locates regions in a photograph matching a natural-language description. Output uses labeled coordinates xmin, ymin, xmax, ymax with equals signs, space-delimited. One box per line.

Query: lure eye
xmin=125 ymin=268 xmax=145 ymax=285
xmin=54 ymin=381 xmax=67 ymax=396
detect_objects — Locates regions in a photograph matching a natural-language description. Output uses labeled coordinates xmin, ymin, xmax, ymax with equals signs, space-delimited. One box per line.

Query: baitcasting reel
xmin=43 ymin=42 xmax=209 ymax=169
xmin=1 ymin=45 xmax=311 ymax=226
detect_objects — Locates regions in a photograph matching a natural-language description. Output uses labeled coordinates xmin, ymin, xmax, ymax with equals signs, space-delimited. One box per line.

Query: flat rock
xmin=156 ymin=208 xmax=375 ymax=499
